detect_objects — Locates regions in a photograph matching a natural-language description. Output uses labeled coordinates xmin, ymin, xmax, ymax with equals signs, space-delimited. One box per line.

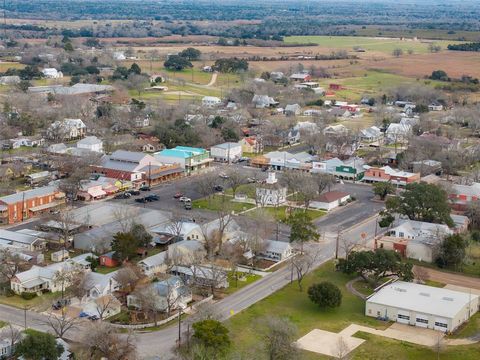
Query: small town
xmin=0 ymin=1 xmax=480 ymax=360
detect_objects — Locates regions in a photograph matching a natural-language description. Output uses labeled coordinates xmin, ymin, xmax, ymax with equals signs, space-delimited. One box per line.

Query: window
xmin=398 ymin=314 xmax=409 ymax=320
xmin=416 ymin=318 xmax=428 ymax=324
xmin=434 ymin=322 xmax=447 ymax=328
xmin=399 ymin=232 xmax=404 ymax=237
xmin=376 ymin=311 xmax=380 ymax=316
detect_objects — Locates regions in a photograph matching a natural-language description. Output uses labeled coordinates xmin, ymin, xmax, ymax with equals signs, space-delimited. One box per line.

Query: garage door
xmin=397 ymin=310 xmax=410 ymax=324
xmin=434 ymin=318 xmax=449 ymax=332
xmin=415 ymin=314 xmax=429 ymax=328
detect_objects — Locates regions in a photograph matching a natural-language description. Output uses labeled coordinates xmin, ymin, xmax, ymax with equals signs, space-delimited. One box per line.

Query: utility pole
xmin=335 ymin=231 xmax=340 ymax=259
xmin=177 ymin=308 xmax=182 ymax=347
xmin=3 ymin=0 xmax=6 ymax=41
xmin=24 ymin=305 xmax=27 ymax=329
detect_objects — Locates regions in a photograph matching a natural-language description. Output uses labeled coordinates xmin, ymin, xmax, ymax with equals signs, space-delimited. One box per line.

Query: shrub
xmin=308 ymin=281 xmax=342 ymax=308
xmin=21 ymin=292 xmax=37 ymax=300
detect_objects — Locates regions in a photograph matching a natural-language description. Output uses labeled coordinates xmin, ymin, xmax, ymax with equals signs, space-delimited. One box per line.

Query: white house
xmin=255 ymin=172 xmax=287 ymax=206
xmin=151 ymin=221 xmax=203 ymax=245
xmin=82 ymin=294 xmax=121 ymax=319
xmin=284 ymin=104 xmax=301 ymax=116
xmin=259 ymin=240 xmax=293 ymax=262
xmin=385 ymin=123 xmax=412 ymax=143
xmin=323 ymin=124 xmax=349 ymax=137
xmin=170 ymin=265 xmax=228 ymax=289
xmin=202 ymin=96 xmax=222 ymax=108
xmin=167 ymin=240 xmax=206 ymax=265
xmin=310 ymin=191 xmax=351 ymax=211
xmin=366 ymin=281 xmax=479 ymax=332
xmin=42 ymin=68 xmax=63 ymax=79
xmin=252 ymin=94 xmax=279 ymax=108
xmin=127 ymin=276 xmax=192 ymax=312
xmin=85 ymin=270 xmax=120 ymax=299
xmin=77 ymin=136 xmax=103 ymax=153
xmin=113 ymin=51 xmax=126 ymax=60
xmin=48 ymin=119 xmax=87 ymax=140
xmin=51 ymin=249 xmax=70 ymax=262
xmin=360 ymin=126 xmax=383 ymax=143
xmin=0 ymin=75 xmax=21 ymax=85
xmin=138 ymin=251 xmax=168 ymax=276
xmin=210 ymin=142 xmax=242 ymax=162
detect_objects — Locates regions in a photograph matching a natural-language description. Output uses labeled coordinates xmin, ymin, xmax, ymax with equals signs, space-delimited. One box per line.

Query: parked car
xmin=219 ymin=173 xmax=229 ymax=179
xmin=247 ymin=177 xmax=256 ymax=183
xmin=135 ymin=197 xmax=148 ymax=203
xmin=126 ymin=189 xmax=140 ymax=196
xmin=139 ymin=185 xmax=151 ymax=191
xmin=145 ymin=194 xmax=159 ymax=201
xmin=184 ymin=201 xmax=192 ymax=210
xmin=238 ymin=157 xmax=250 ymax=163
xmin=52 ymin=298 xmax=71 ymax=310
xmin=179 ymin=196 xmax=191 ymax=203
xmin=114 ymin=192 xmax=131 ymax=199
xmin=213 ymin=185 xmax=223 ymax=192
xmin=174 ymin=192 xmax=184 ymax=198
xmin=88 ymin=315 xmax=100 ymax=321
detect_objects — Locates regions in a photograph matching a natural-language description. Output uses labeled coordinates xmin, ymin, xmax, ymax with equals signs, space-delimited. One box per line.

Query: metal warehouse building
xmin=366 ymin=281 xmax=479 ymax=332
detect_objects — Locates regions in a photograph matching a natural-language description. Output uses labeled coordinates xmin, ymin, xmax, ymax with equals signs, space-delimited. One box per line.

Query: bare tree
xmin=113 ymin=264 xmax=142 ymax=301
xmin=224 ymin=169 xmax=247 ymax=197
xmin=81 ymin=322 xmax=137 ymax=360
xmin=0 ymin=324 xmax=22 ymax=352
xmin=40 ymin=312 xmax=79 ymax=339
xmin=335 ymin=336 xmax=351 ymax=360
xmin=0 ymin=248 xmax=27 ymax=282
xmin=132 ymin=285 xmax=163 ymax=325
xmin=259 ymin=316 xmax=299 ymax=360
xmin=95 ymin=295 xmax=120 ymax=320
xmin=196 ymin=172 xmax=217 ymax=201
xmin=290 ymin=246 xmax=321 ymax=291
xmin=68 ymin=269 xmax=92 ymax=300
xmin=112 ymin=205 xmax=140 ymax=233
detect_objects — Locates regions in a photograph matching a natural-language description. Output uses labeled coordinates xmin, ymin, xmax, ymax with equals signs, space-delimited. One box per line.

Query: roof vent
xmin=394 ymin=287 xmax=407 ymax=292
xmin=442 ymin=297 xmax=454 ymax=301
xmin=419 ymin=292 xmax=430 ymax=297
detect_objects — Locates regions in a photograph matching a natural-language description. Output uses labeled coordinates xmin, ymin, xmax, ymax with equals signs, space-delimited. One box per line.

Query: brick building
xmin=0 ymin=186 xmax=65 ymax=225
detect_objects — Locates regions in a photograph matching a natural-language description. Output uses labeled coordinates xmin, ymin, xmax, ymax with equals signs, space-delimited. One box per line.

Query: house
xmin=323 ymin=124 xmax=349 ymax=137
xmin=10 ymin=253 xmax=95 ymax=294
xmin=312 ymin=157 xmax=365 ymax=181
xmin=170 ymin=265 xmax=228 ymax=289
xmin=202 ymin=96 xmax=222 ymax=108
xmin=0 ymin=165 xmax=14 ymax=181
xmin=270 ymin=72 xmax=285 ymax=82
xmin=77 ymin=136 xmax=103 ymax=153
xmin=0 ymin=338 xmax=13 ymax=358
xmin=255 ymin=172 xmax=287 ymax=206
xmin=363 ymin=166 xmax=420 ymax=186
xmin=294 ymin=82 xmax=325 ymax=95
xmin=365 ymin=281 xmax=479 ymax=332
xmin=167 ymin=240 xmax=206 ymax=264
xmin=449 ymin=183 xmax=480 ymax=211
xmin=0 ymin=75 xmax=21 ymax=85
xmin=113 ymin=51 xmax=126 ymax=60
xmin=411 ymin=160 xmax=442 ymax=176
xmin=252 ymin=94 xmax=279 ymax=108
xmin=284 ymin=104 xmax=301 ymax=116
xmin=360 ymin=126 xmax=383 ymax=143
xmin=303 ymin=109 xmax=323 ymax=116
xmin=329 ymin=108 xmax=351 ymax=118
xmin=85 ymin=270 xmax=119 ymax=298
xmin=51 ymin=249 xmax=70 ymax=262
xmin=210 ymin=142 xmax=242 ymax=162
xmin=76 ymin=181 xmax=107 ymax=201
xmin=202 ymin=66 xmax=213 ymax=72
xmin=26 ymin=171 xmax=51 ymax=185
xmin=29 ymin=83 xmax=114 ymax=96
xmin=82 ymin=294 xmax=121 ymax=319
xmin=138 ymin=251 xmax=168 ymax=276
xmin=0 ymin=229 xmax=46 ymax=251
xmin=47 ymin=119 xmax=87 ymax=141
xmin=428 ymin=103 xmax=444 ymax=111
xmin=151 ymin=222 xmax=203 ymax=245
xmin=377 ymin=220 xmax=453 ymax=262
xmin=47 ymin=143 xmax=68 ymax=154
xmin=385 ymin=123 xmax=412 ymax=143
xmin=7 ymin=137 xmax=44 ymax=149
xmin=135 ymin=116 xmax=150 ymax=128
xmin=259 ymin=240 xmax=293 ymax=262
xmin=310 ymin=191 xmax=351 ymax=211
xmin=290 ymin=73 xmax=311 ymax=82
xmin=0 ymin=186 xmax=65 ymax=225
xmin=259 ymin=151 xmax=314 ymax=171
xmin=42 ymin=68 xmax=63 ymax=78
xmin=154 ymin=146 xmax=213 ymax=174
xmin=239 ymin=136 xmax=263 ymax=154
xmin=99 ymin=251 xmax=120 ymax=268
xmin=92 ymin=150 xmax=183 ymax=187
xmin=127 ymin=276 xmax=192 ymax=312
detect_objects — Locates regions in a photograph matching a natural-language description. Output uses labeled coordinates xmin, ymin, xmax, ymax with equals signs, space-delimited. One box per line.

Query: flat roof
xmin=367 ymin=281 xmax=478 ymax=318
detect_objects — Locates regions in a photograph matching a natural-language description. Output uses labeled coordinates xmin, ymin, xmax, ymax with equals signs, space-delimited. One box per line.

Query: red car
xmin=174 ymin=192 xmax=184 ymax=199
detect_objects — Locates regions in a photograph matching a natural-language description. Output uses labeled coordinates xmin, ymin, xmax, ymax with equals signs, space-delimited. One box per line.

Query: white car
xmin=179 ymin=196 xmax=191 ymax=203
xmin=219 ymin=173 xmax=229 ymax=179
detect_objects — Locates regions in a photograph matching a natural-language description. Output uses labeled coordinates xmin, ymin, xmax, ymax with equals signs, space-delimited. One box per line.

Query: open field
xmin=284 ymin=36 xmax=462 ymax=55
xmin=352 ymin=26 xmax=480 ymax=42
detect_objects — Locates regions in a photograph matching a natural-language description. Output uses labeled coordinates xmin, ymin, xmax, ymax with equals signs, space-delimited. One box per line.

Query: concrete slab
xmin=295 ymin=329 xmax=365 ymax=358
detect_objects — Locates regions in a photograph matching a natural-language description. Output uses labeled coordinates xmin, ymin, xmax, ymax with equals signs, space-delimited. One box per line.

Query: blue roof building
xmin=154 ymin=146 xmax=213 ymax=173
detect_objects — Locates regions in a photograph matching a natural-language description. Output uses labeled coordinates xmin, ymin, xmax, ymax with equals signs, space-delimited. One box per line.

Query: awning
xmin=149 ymin=168 xmax=184 ymax=180
xmin=30 ymin=202 xmax=61 ymax=212
xmin=102 ymin=185 xmax=118 ymax=194
xmin=22 ymin=278 xmax=46 ymax=289
xmin=88 ymin=188 xmax=107 ymax=199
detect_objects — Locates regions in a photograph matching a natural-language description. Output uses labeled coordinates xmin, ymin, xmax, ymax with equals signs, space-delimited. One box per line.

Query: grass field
xmin=0 ymin=291 xmax=60 ymax=310
xmin=226 ymin=261 xmax=480 ymax=359
xmin=247 ymin=206 xmax=326 ymax=222
xmin=192 ymin=195 xmax=255 ymax=213
xmin=284 ymin=36 xmax=461 ymax=55
xmin=223 ymin=272 xmax=262 ymax=295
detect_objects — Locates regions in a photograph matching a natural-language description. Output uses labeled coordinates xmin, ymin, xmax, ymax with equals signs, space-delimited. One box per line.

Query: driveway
xmin=414 ymin=266 xmax=480 ymax=290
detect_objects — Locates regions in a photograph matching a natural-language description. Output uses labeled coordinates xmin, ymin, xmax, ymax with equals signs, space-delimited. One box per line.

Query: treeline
xmin=447 ymin=42 xmax=480 ymax=52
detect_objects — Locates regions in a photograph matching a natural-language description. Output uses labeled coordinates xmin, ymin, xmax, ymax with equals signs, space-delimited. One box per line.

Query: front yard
xmin=222 ymin=272 xmax=262 ymax=295
xmin=192 ymin=195 xmax=255 ymax=213
xmin=0 ymin=291 xmax=61 ymax=311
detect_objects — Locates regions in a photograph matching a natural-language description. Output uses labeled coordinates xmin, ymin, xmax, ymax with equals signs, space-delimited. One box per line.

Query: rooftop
xmin=367 ymin=281 xmax=478 ymax=318
xmin=0 ymin=186 xmax=59 ymax=204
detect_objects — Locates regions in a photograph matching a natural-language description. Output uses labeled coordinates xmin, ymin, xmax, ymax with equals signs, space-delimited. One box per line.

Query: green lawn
xmin=449 ymin=313 xmax=480 ymax=339
xmin=284 ymin=35 xmax=461 ymax=55
xmin=226 ymin=261 xmax=480 ymax=359
xmin=225 ymin=184 xmax=256 ymax=199
xmin=226 ymin=261 xmax=389 ymax=357
xmin=247 ymin=206 xmax=326 ymax=222
xmin=223 ymin=272 xmax=262 ymax=295
xmin=192 ymin=195 xmax=255 ymax=213
xmin=95 ymin=266 xmax=119 ymax=274
xmin=0 ymin=291 xmax=61 ymax=310
xmin=0 ymin=320 xmax=7 ymax=328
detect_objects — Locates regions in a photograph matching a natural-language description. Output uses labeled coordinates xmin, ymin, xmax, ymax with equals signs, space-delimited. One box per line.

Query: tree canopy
xmin=287 ymin=211 xmax=319 ymax=251
xmin=179 ymin=47 xmax=201 ymax=61
xmin=213 ymin=58 xmax=248 ymax=73
xmin=192 ymin=319 xmax=231 ymax=358
xmin=435 ymin=234 xmax=467 ymax=270
xmin=111 ymin=232 xmax=139 ymax=261
xmin=338 ymin=249 xmax=413 ymax=286
xmin=385 ymin=183 xmax=453 ymax=227
xmin=372 ymin=182 xmax=395 ymax=200
xmin=15 ymin=330 xmax=63 ymax=360
xmin=308 ymin=281 xmax=342 ymax=308
xmin=164 ymin=55 xmax=193 ymax=71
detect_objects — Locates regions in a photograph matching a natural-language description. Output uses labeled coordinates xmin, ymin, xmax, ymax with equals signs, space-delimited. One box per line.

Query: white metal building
xmin=366 ymin=281 xmax=479 ymax=332
xmin=210 ymin=142 xmax=242 ymax=162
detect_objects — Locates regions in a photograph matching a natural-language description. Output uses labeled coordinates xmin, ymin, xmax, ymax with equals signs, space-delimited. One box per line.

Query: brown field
xmin=364 ymin=51 xmax=480 ymax=79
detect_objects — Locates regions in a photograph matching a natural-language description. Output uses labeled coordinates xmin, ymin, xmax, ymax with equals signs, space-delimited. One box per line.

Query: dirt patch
xmin=414 ymin=265 xmax=480 ymax=290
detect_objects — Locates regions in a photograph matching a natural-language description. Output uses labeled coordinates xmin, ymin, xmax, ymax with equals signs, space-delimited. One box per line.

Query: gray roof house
xmin=284 ymin=104 xmax=301 ymax=116
xmin=252 ymin=95 xmax=279 ymax=109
